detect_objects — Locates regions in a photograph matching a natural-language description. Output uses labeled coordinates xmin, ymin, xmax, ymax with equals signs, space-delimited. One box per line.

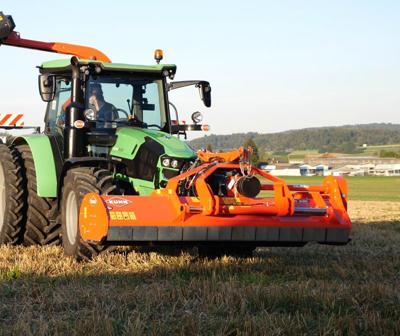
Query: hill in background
xmin=189 ymin=123 xmax=400 ymax=159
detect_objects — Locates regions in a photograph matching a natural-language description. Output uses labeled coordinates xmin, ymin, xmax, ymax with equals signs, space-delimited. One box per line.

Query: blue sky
xmin=1 ymin=1 xmax=399 ymax=137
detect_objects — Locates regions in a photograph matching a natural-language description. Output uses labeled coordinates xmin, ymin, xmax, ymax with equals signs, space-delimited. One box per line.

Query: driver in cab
xmin=88 ymin=83 xmax=118 ymax=125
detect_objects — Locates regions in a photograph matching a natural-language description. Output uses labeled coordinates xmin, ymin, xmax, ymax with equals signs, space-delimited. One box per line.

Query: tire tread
xmin=17 ymin=145 xmax=60 ymax=245
xmin=0 ymin=144 xmax=27 ymax=244
xmin=62 ymin=167 xmax=117 ymax=260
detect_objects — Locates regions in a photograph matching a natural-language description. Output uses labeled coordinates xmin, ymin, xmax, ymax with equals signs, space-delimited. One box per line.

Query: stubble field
xmin=0 ymin=178 xmax=400 ymax=335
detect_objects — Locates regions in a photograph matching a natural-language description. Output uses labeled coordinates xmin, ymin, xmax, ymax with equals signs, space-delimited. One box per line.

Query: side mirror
xmin=38 ymin=74 xmax=56 ymax=102
xmin=198 ymin=82 xmax=211 ymax=107
xmin=191 ymin=111 xmax=203 ymax=124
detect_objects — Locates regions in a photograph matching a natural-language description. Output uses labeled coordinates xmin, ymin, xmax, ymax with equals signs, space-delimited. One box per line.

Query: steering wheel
xmin=114 ymin=108 xmax=130 ymax=119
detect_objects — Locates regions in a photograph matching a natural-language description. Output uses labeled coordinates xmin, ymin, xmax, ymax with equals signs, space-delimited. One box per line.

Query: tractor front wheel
xmin=61 ymin=167 xmax=117 ymax=260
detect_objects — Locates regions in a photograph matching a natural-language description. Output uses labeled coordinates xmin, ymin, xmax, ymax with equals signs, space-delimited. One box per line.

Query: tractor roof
xmin=39 ymin=58 xmax=177 ymax=76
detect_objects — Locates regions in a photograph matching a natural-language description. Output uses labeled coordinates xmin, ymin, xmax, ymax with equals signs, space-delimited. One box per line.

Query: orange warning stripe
xmin=0 ymin=114 xmax=12 ymax=125
xmin=9 ymin=114 xmax=23 ymax=126
xmin=0 ymin=114 xmax=24 ymax=126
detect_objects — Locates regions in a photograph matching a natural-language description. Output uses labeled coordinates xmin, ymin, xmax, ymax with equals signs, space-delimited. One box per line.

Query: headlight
xmin=162 ymin=158 xmax=170 ymax=167
xmin=171 ymin=159 xmax=179 ymax=169
xmin=84 ymin=108 xmax=96 ymax=120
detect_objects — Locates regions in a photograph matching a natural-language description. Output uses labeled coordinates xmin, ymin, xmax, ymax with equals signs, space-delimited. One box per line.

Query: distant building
xmin=288 ymin=158 xmax=304 ymax=165
xmin=374 ymin=164 xmax=400 ymax=176
xmin=332 ymin=167 xmax=352 ymax=176
xmin=299 ymin=164 xmax=316 ymax=176
xmin=332 ymin=165 xmax=367 ymax=176
xmin=305 ymin=156 xmax=400 ymax=167
xmin=315 ymin=165 xmax=330 ymax=176
xmin=332 ymin=163 xmax=400 ymax=176
xmin=258 ymin=163 xmax=276 ymax=172
xmin=259 ymin=160 xmax=400 ymax=177
xmin=270 ymin=168 xmax=301 ymax=176
xmin=261 ymin=163 xmax=301 ymax=176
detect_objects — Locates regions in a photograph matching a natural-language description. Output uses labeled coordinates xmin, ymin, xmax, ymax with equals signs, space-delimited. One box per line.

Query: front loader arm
xmin=0 ymin=12 xmax=111 ymax=62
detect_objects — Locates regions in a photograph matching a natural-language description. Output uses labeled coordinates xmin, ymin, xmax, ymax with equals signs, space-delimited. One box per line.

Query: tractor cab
xmin=39 ymin=58 xmax=211 ymax=158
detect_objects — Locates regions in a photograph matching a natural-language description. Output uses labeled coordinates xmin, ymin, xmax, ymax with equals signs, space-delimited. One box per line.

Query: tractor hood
xmin=110 ymin=127 xmax=196 ymax=160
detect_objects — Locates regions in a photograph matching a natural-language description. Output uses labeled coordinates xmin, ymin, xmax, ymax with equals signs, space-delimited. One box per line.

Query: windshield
xmin=86 ymin=76 xmax=167 ymax=129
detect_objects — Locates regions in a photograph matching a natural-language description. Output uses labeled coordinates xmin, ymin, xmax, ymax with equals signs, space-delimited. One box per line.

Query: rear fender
xmin=12 ymin=135 xmax=58 ymax=197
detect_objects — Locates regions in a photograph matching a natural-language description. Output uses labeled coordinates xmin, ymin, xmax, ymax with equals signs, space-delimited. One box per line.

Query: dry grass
xmin=1 ymin=201 xmax=399 ymax=335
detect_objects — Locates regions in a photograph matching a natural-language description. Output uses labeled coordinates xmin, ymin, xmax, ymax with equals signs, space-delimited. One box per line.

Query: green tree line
xmin=190 ymin=123 xmax=400 ymax=155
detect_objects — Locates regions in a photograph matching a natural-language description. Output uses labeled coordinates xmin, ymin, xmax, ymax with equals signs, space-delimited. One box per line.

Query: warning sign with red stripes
xmin=0 ymin=114 xmax=25 ymax=126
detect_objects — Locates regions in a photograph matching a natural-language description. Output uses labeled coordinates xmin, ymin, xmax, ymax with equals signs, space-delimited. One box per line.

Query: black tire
xmin=17 ymin=145 xmax=60 ymax=246
xmin=61 ymin=167 xmax=117 ymax=260
xmin=0 ymin=145 xmax=27 ymax=244
xmin=197 ymin=244 xmax=255 ymax=258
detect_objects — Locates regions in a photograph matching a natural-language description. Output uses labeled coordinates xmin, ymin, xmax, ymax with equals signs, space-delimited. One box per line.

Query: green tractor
xmin=0 ymin=12 xmax=211 ymax=259
xmin=0 ymin=12 xmax=353 ymax=260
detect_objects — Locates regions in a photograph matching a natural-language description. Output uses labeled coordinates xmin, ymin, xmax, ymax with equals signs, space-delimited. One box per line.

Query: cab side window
xmin=45 ymin=79 xmax=71 ymax=132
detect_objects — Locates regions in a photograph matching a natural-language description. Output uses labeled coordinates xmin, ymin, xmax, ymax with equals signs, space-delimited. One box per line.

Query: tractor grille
xmin=125 ymin=137 xmax=165 ymax=181
xmin=162 ymin=168 xmax=180 ymax=179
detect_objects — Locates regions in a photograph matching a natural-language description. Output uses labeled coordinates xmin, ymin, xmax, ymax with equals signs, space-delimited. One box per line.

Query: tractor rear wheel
xmin=61 ymin=167 xmax=117 ymax=260
xmin=0 ymin=144 xmax=27 ymax=244
xmin=17 ymin=145 xmax=60 ymax=245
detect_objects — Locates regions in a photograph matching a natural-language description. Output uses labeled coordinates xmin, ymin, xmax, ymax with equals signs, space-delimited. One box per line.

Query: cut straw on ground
xmin=0 ymin=201 xmax=399 ymax=335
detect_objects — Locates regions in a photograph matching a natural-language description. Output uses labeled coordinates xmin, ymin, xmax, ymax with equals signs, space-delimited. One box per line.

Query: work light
xmin=162 ymin=158 xmax=170 ymax=167
xmin=171 ymin=159 xmax=179 ymax=169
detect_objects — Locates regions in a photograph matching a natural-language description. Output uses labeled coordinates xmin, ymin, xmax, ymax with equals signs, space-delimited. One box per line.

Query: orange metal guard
xmin=79 ymin=162 xmax=352 ymax=245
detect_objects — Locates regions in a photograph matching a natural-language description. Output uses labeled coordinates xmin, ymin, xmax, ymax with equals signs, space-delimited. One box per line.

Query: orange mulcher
xmin=80 ymin=147 xmax=351 ymax=250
